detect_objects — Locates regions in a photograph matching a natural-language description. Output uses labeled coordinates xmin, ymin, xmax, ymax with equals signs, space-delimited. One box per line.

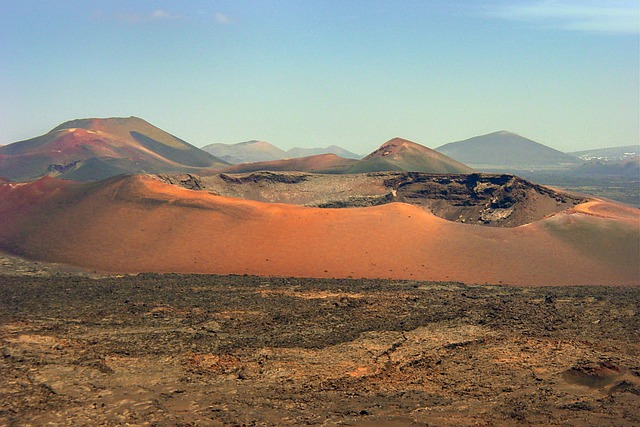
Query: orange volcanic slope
xmin=0 ymin=175 xmax=637 ymax=286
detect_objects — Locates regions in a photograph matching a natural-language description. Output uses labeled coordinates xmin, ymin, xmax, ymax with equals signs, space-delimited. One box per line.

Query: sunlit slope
xmin=0 ymin=175 xmax=637 ymax=286
xmin=351 ymin=138 xmax=475 ymax=173
xmin=0 ymin=117 xmax=228 ymax=181
xmin=222 ymin=138 xmax=474 ymax=174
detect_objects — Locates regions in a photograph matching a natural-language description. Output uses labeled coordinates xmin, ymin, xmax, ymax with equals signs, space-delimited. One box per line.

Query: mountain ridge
xmin=0 ymin=117 xmax=229 ymax=181
xmin=202 ymin=140 xmax=362 ymax=164
xmin=202 ymin=140 xmax=287 ymax=164
xmin=286 ymin=145 xmax=361 ymax=159
xmin=436 ymin=131 xmax=580 ymax=170
xmin=222 ymin=137 xmax=474 ymax=174
xmin=569 ymin=145 xmax=640 ymax=161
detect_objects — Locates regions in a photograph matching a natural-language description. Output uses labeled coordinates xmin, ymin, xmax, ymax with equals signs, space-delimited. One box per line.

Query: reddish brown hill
xmin=219 ymin=138 xmax=474 ymax=175
xmin=354 ymin=138 xmax=475 ymax=173
xmin=0 ymin=117 xmax=228 ymax=181
xmin=0 ymin=175 xmax=637 ymax=286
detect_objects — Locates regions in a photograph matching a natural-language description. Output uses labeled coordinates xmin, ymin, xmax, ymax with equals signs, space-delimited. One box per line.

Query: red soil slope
xmin=0 ymin=176 xmax=637 ymax=286
xmin=355 ymin=137 xmax=475 ymax=173
xmin=0 ymin=117 xmax=226 ymax=181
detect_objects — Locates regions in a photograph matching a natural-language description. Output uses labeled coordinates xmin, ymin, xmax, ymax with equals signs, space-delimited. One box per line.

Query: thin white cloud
xmin=104 ymin=9 xmax=184 ymax=24
xmin=149 ymin=9 xmax=185 ymax=21
xmin=150 ymin=9 xmax=172 ymax=20
xmin=214 ymin=12 xmax=232 ymax=25
xmin=488 ymin=1 xmax=639 ymax=34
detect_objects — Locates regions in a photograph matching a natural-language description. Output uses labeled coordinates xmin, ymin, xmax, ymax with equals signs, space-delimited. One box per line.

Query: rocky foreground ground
xmin=0 ymin=256 xmax=638 ymax=426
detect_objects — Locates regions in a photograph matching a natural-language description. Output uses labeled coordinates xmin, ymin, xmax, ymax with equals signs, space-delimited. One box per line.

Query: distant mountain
xmin=572 ymin=157 xmax=640 ymax=177
xmin=223 ymin=137 xmax=474 ymax=174
xmin=201 ymin=140 xmax=287 ymax=164
xmin=222 ymin=154 xmax=358 ymax=174
xmin=569 ymin=145 xmax=640 ymax=162
xmin=0 ymin=117 xmax=228 ymax=181
xmin=286 ymin=145 xmax=362 ymax=159
xmin=436 ymin=131 xmax=580 ymax=170
xmin=201 ymin=141 xmax=362 ymax=164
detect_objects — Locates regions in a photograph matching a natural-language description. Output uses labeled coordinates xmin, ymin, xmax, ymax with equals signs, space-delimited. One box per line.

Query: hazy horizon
xmin=1 ymin=0 xmax=638 ymax=153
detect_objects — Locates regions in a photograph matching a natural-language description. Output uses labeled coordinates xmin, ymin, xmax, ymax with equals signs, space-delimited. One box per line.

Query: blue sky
xmin=1 ymin=0 xmax=638 ymax=153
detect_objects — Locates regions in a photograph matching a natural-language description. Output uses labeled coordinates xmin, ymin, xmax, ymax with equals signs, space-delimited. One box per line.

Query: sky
xmin=1 ymin=0 xmax=638 ymax=153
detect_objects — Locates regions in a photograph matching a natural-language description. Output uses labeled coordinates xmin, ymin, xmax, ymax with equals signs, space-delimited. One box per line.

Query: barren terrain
xmin=0 ymin=262 xmax=638 ymax=426
xmin=157 ymin=171 xmax=584 ymax=227
xmin=1 ymin=173 xmax=637 ymax=286
xmin=0 ymin=167 xmax=637 ymax=425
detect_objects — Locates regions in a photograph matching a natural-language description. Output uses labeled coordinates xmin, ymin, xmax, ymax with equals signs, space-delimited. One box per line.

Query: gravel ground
xmin=0 ymin=270 xmax=638 ymax=426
